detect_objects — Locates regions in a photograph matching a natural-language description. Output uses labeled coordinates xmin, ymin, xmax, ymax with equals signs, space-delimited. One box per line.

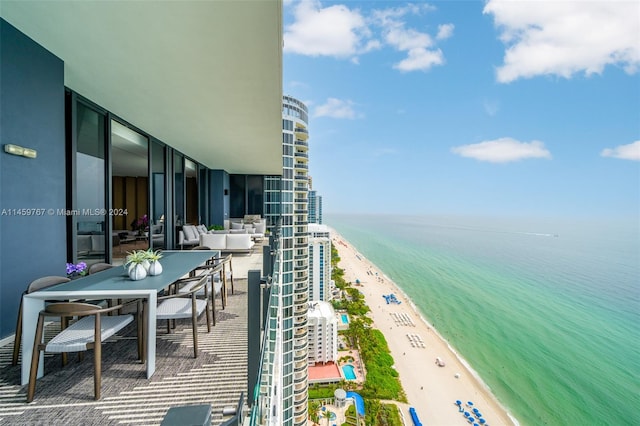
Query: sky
xmin=282 ymin=0 xmax=640 ymax=220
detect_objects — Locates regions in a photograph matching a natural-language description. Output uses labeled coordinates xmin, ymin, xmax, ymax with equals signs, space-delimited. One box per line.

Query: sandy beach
xmin=331 ymin=230 xmax=517 ymax=426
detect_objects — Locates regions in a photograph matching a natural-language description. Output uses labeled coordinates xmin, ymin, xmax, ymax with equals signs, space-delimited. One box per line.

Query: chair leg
xmin=61 ymin=317 xmax=69 ymax=366
xmin=12 ymin=300 xmax=23 ymax=366
xmin=205 ymin=299 xmax=212 ymax=333
xmin=27 ymin=316 xmax=45 ymax=403
xmin=94 ymin=345 xmax=101 ymax=400
xmin=211 ymin=292 xmax=216 ymax=327
xmin=192 ymin=316 xmax=199 ymax=358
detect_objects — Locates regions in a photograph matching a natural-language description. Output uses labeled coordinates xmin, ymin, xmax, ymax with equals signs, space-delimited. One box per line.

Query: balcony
xmin=294 ymin=140 xmax=308 ymax=150
xmin=1 ymin=242 xmax=265 ymax=425
xmin=294 ymin=127 xmax=309 ymax=140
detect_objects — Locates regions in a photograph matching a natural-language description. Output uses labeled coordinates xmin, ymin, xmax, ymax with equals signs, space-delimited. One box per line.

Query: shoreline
xmin=331 ymin=229 xmax=517 ymax=426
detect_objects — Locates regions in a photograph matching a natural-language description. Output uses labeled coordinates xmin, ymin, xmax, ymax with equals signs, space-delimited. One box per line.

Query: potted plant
xmin=144 ymin=248 xmax=163 ymax=276
xmin=66 ymin=262 xmax=88 ymax=279
xmin=124 ymin=250 xmax=147 ymax=280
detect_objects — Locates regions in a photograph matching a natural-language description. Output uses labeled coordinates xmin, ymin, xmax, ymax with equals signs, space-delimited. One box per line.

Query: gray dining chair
xmin=27 ymin=299 xmax=142 ymax=402
xmin=157 ymin=274 xmax=211 ymax=358
xmin=12 ymin=276 xmax=70 ymax=366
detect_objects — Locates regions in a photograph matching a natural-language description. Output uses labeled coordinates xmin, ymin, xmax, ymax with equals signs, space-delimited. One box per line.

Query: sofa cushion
xmin=200 ymin=233 xmax=226 ymax=250
xmin=182 ymin=225 xmax=198 ymax=241
xmin=230 ymin=221 xmax=244 ymax=230
xmin=254 ymin=222 xmax=266 ymax=234
xmin=226 ymin=234 xmax=254 ymax=251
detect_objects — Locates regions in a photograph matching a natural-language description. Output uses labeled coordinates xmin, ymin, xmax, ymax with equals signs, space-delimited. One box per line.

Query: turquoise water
xmin=343 ymin=364 xmax=357 ymax=380
xmin=328 ymin=214 xmax=640 ymax=426
xmin=341 ymin=314 xmax=349 ymax=324
xmin=346 ymin=391 xmax=366 ymax=416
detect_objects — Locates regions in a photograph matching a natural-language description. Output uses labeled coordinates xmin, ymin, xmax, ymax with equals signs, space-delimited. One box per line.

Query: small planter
xmin=148 ymin=260 xmax=163 ymax=276
xmin=128 ymin=263 xmax=147 ymax=281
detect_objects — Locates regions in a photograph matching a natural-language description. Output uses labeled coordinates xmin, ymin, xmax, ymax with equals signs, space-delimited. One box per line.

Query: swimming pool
xmin=342 ymin=364 xmax=356 ymax=380
xmin=341 ymin=314 xmax=349 ymax=324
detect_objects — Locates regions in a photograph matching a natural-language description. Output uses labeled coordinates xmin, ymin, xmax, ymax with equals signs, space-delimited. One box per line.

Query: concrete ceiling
xmin=0 ymin=0 xmax=283 ymax=175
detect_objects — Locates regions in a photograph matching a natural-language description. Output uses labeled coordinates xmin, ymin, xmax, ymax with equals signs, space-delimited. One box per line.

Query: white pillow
xmin=183 ymin=225 xmax=197 ymax=241
xmin=231 ymin=222 xmax=243 ymax=230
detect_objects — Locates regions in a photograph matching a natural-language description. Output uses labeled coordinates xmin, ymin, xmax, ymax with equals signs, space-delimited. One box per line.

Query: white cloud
xmin=437 ymin=23 xmax=454 ymax=40
xmin=484 ymin=0 xmax=640 ymax=83
xmin=283 ymin=0 xmax=375 ymax=58
xmin=601 ymin=140 xmax=640 ymax=161
xmin=394 ymin=48 xmax=444 ymax=72
xmin=284 ymin=0 xmax=450 ymax=72
xmin=314 ymin=98 xmax=361 ymax=119
xmin=452 ymin=137 xmax=552 ymax=163
xmin=373 ymin=4 xmax=448 ymax=72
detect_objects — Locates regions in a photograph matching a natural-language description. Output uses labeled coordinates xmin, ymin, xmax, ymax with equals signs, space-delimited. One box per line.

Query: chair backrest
xmin=88 ymin=263 xmax=114 ymax=275
xmin=27 ymin=276 xmax=70 ymax=294
xmin=44 ymin=302 xmax=104 ymax=316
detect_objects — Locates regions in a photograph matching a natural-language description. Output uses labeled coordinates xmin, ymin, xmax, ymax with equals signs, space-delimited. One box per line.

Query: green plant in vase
xmin=144 ymin=249 xmax=163 ymax=276
xmin=124 ymin=250 xmax=148 ymax=280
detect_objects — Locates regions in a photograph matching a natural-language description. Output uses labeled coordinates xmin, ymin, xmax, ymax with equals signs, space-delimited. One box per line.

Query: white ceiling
xmin=1 ymin=0 xmax=283 ymax=175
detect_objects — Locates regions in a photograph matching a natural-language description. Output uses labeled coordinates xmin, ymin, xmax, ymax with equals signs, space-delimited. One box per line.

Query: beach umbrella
xmin=473 ymin=408 xmax=479 ymax=413
xmin=467 ymin=401 xmax=474 ymax=407
xmin=464 ymin=412 xmax=471 ymax=417
xmin=479 ymin=419 xmax=486 ymax=424
xmin=456 ymin=400 xmax=462 ymax=406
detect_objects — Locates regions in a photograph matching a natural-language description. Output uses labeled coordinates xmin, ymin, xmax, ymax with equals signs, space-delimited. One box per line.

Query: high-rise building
xmin=308 ymin=223 xmax=331 ymax=239
xmin=307 ymin=301 xmax=338 ymax=365
xmin=262 ymin=95 xmax=310 ymax=426
xmin=309 ymin=237 xmax=332 ymax=302
xmin=308 ymin=190 xmax=323 ymax=224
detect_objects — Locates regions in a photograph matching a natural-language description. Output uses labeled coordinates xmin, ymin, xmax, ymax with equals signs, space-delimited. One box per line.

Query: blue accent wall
xmin=0 ymin=19 xmax=66 ymax=339
xmin=208 ymin=170 xmax=229 ymax=226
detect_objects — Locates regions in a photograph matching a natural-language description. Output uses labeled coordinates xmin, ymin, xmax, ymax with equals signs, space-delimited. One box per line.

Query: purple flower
xmin=66 ymin=262 xmax=88 ymax=277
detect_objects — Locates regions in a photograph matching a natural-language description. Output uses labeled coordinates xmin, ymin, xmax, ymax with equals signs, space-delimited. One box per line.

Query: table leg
xmin=145 ymin=292 xmax=157 ymax=378
xmin=21 ymin=297 xmax=45 ymax=385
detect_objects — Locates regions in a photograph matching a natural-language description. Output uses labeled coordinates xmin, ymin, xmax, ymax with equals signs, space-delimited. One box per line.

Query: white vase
xmin=128 ymin=263 xmax=147 ymax=281
xmin=141 ymin=259 xmax=151 ymax=272
xmin=148 ymin=260 xmax=163 ymax=276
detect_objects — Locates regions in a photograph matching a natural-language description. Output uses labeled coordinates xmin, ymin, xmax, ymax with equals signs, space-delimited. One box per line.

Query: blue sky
xmin=282 ymin=0 xmax=639 ymax=219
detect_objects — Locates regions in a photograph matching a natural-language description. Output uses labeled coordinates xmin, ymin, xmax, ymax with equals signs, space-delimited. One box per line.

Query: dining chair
xmin=26 ymin=299 xmax=142 ymax=402
xmin=219 ymin=254 xmax=234 ymax=295
xmin=12 ymin=276 xmax=70 ymax=366
xmin=178 ymin=262 xmax=224 ymax=326
xmin=156 ymin=274 xmax=211 ymax=358
xmin=88 ymin=263 xmax=114 ymax=275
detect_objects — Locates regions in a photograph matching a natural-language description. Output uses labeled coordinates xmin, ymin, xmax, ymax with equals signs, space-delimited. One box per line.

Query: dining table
xmin=20 ymin=250 xmax=219 ymax=385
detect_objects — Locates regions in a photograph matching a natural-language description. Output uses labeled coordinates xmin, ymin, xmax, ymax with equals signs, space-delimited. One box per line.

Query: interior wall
xmin=112 ymin=176 xmax=148 ymax=231
xmin=0 ymin=19 xmax=66 ymax=339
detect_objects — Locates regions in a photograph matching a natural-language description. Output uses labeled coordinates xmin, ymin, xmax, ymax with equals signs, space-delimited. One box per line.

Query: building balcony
xmin=294 ymin=162 xmax=308 ymax=170
xmin=294 ymin=140 xmax=308 ymax=150
xmin=294 ymin=408 xmax=309 ymax=426
xmin=295 ymin=152 xmax=309 ymax=160
xmin=1 ymin=234 xmax=264 ymax=424
xmin=294 ymin=338 xmax=307 ymax=351
xmin=294 ymin=127 xmax=309 ymax=139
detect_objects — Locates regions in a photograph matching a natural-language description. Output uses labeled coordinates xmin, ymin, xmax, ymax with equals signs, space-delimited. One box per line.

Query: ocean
xmin=327 ymin=214 xmax=640 ymax=426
